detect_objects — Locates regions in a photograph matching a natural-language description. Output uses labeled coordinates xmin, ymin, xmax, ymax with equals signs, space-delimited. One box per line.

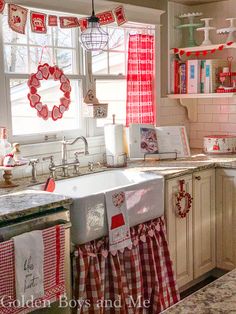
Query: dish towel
xmin=105 ymin=189 xmax=132 ymax=254
xmin=13 ymin=230 xmax=44 ymax=305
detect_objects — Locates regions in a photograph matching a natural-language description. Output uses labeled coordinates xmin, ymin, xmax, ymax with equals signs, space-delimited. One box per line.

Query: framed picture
xmin=126 ymin=124 xmax=158 ymax=158
xmin=126 ymin=124 xmax=190 ymax=159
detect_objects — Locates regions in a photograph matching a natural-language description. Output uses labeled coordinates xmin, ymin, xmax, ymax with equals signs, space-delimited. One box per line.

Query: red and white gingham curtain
xmin=73 ymin=217 xmax=180 ymax=314
xmin=126 ymin=34 xmax=155 ymax=127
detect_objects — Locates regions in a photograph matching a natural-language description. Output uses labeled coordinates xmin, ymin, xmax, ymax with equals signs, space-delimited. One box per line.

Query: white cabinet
xmin=165 ymin=169 xmax=216 ymax=289
xmin=216 ymin=169 xmax=236 ymax=270
xmin=165 ymin=174 xmax=193 ymax=288
xmin=193 ymin=169 xmax=216 ymax=278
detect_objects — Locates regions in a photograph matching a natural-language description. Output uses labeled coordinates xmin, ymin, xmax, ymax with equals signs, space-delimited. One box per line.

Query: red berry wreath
xmin=27 ymin=63 xmax=71 ymax=121
xmin=176 ymin=180 xmax=193 ymax=218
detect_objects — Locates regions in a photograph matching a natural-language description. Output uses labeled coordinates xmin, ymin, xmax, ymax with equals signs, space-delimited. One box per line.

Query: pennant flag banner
xmin=30 ymin=11 xmax=47 ymax=33
xmin=8 ymin=4 xmax=28 ymax=34
xmin=4 ymin=3 xmax=127 ymax=34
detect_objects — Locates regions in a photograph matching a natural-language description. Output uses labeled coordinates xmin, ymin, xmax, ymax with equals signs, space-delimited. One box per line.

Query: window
xmin=2 ymin=9 xmax=85 ymax=142
xmin=0 ymin=5 xmax=156 ymax=143
xmin=92 ymin=27 xmax=128 ymax=128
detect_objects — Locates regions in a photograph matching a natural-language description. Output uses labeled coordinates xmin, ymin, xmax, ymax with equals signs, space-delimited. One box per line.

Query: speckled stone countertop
xmin=1 ymin=151 xmax=236 ymax=225
xmin=0 ymin=190 xmax=72 ymax=225
xmin=162 ymin=268 xmax=236 ymax=313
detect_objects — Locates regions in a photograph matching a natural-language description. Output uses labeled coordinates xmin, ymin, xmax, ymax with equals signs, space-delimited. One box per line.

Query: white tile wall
xmin=188 ymin=98 xmax=236 ymax=149
xmin=7 ymin=136 xmax=106 ymax=179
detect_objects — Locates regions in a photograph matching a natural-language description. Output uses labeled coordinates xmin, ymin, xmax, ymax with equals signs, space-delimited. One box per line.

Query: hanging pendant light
xmin=80 ymin=0 xmax=109 ymax=51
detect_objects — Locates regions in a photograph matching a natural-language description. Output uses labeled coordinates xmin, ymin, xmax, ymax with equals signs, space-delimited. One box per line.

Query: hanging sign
xmin=59 ymin=17 xmax=79 ymax=28
xmin=30 ymin=11 xmax=47 ymax=33
xmin=97 ymin=10 xmax=115 ymax=25
xmin=114 ymin=6 xmax=127 ymax=26
xmin=48 ymin=15 xmax=58 ymax=27
xmin=8 ymin=4 xmax=28 ymax=34
xmin=0 ymin=0 xmax=5 ymax=13
xmin=27 ymin=63 xmax=71 ymax=121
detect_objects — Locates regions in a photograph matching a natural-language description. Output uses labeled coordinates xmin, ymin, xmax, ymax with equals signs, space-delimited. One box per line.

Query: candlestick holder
xmin=197 ymin=18 xmax=215 ymax=46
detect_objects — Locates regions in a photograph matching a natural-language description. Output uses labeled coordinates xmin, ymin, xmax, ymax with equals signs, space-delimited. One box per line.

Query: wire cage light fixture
xmin=80 ymin=0 xmax=109 ymax=51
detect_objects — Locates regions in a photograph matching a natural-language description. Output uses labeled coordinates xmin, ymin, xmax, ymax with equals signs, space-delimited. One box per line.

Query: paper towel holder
xmin=103 ymin=153 xmax=127 ymax=168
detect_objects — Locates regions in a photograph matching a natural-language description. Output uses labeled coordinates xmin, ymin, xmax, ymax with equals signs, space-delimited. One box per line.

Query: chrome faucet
xmin=61 ymin=136 xmax=89 ymax=165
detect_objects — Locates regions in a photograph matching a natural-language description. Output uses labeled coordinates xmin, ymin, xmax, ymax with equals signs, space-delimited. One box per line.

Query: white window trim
xmin=0 ymin=3 xmax=164 ymax=149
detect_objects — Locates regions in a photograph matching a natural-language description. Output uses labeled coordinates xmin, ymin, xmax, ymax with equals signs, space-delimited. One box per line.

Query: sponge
xmin=44 ymin=178 xmax=56 ymax=192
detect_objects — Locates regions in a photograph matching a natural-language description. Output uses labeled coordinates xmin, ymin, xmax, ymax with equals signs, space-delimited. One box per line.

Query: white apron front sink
xmin=34 ymin=169 xmax=164 ymax=244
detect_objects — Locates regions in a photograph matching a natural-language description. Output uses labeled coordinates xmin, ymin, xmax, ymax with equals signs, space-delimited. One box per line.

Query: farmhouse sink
xmin=34 ymin=169 xmax=164 ymax=244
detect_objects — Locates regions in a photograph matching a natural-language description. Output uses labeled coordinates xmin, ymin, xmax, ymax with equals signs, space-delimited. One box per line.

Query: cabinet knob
xmin=195 ymin=176 xmax=201 ymax=181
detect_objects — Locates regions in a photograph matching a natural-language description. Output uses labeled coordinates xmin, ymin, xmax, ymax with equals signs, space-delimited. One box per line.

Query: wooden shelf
xmin=170 ymin=43 xmax=236 ymax=54
xmin=168 ymin=93 xmax=236 ymax=99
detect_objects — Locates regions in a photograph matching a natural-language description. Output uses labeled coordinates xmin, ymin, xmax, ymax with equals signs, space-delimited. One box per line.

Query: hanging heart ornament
xmin=27 ymin=63 xmax=71 ymax=121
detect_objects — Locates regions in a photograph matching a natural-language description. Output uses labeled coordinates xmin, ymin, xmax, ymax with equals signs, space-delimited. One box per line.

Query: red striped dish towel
xmin=0 ymin=225 xmax=65 ymax=314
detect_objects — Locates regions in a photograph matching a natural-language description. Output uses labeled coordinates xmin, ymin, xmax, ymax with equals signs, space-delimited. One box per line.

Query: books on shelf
xmin=171 ymin=58 xmax=229 ymax=95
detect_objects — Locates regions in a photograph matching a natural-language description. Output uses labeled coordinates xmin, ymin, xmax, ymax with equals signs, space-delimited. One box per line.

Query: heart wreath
xmin=175 ymin=180 xmax=193 ymax=218
xmin=27 ymin=63 xmax=71 ymax=121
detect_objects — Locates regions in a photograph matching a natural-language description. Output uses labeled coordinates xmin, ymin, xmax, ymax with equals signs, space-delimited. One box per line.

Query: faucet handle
xmin=43 ymin=155 xmax=55 ymax=166
xmin=29 ymin=158 xmax=39 ymax=165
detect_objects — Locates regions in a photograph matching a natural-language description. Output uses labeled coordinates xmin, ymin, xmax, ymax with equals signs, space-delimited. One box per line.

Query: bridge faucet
xmin=61 ymin=136 xmax=89 ymax=164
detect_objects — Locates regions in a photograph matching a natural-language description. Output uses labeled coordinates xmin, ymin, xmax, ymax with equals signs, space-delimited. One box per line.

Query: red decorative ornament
xmin=8 ymin=4 xmax=28 ymax=34
xmin=27 ymin=63 xmax=71 ymax=121
xmin=186 ymin=51 xmax=192 ymax=57
xmin=175 ymin=180 xmax=193 ymax=218
xmin=0 ymin=0 xmax=5 ymax=13
xmin=179 ymin=50 xmax=185 ymax=56
xmin=59 ymin=17 xmax=79 ymax=28
xmin=218 ymin=45 xmax=224 ymax=51
xmin=114 ymin=5 xmax=127 ymax=26
xmin=96 ymin=10 xmax=115 ymax=25
xmin=30 ymin=11 xmax=47 ymax=33
xmin=48 ymin=15 xmax=58 ymax=27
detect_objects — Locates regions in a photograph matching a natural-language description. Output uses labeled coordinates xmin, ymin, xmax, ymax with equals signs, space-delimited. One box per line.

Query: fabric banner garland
xmin=5 ymin=3 xmax=127 ymax=33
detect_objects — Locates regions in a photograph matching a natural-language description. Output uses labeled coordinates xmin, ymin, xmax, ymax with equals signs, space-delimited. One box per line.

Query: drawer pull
xmin=195 ymin=176 xmax=201 ymax=181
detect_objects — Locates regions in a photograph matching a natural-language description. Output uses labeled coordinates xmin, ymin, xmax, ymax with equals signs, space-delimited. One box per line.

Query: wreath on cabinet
xmin=175 ymin=180 xmax=193 ymax=218
xmin=27 ymin=63 xmax=71 ymax=121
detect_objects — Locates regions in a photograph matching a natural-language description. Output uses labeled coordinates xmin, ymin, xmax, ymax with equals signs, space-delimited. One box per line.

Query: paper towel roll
xmin=104 ymin=124 xmax=124 ymax=158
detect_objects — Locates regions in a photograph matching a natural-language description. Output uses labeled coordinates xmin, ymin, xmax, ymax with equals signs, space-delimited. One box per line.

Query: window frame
xmin=0 ymin=8 xmax=161 ymax=145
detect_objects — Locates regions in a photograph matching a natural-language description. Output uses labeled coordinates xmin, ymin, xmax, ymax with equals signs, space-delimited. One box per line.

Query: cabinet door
xmin=216 ymin=169 xmax=236 ymax=270
xmin=193 ymin=169 xmax=216 ymax=278
xmin=165 ymin=174 xmax=193 ymax=288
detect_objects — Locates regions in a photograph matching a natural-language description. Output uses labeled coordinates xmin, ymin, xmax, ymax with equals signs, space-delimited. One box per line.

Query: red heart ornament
xmin=49 ymin=66 xmax=55 ymax=75
xmin=38 ymin=105 xmax=49 ymax=120
xmin=60 ymin=81 xmax=71 ymax=93
xmin=28 ymin=93 xmax=41 ymax=108
xmin=52 ymin=106 xmax=62 ymax=121
xmin=30 ymin=86 xmax=37 ymax=94
xmin=60 ymin=74 xmax=67 ymax=83
xmin=28 ymin=74 xmax=40 ymax=88
xmin=35 ymin=70 xmax=43 ymax=80
xmin=60 ymin=97 xmax=71 ymax=109
xmin=64 ymin=91 xmax=70 ymax=99
xmin=35 ymin=102 xmax=43 ymax=112
xmin=59 ymin=105 xmax=66 ymax=114
xmin=38 ymin=63 xmax=50 ymax=79
xmin=53 ymin=66 xmax=63 ymax=80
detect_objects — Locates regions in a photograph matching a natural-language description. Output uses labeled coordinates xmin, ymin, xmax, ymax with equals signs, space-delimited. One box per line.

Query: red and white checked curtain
xmin=126 ymin=33 xmax=155 ymax=127
xmin=73 ymin=217 xmax=180 ymax=314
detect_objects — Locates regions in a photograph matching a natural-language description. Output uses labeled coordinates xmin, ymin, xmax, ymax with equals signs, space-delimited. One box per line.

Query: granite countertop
xmin=162 ymin=268 xmax=236 ymax=313
xmin=1 ymin=151 xmax=236 ymax=225
xmin=0 ymin=190 xmax=72 ymax=225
